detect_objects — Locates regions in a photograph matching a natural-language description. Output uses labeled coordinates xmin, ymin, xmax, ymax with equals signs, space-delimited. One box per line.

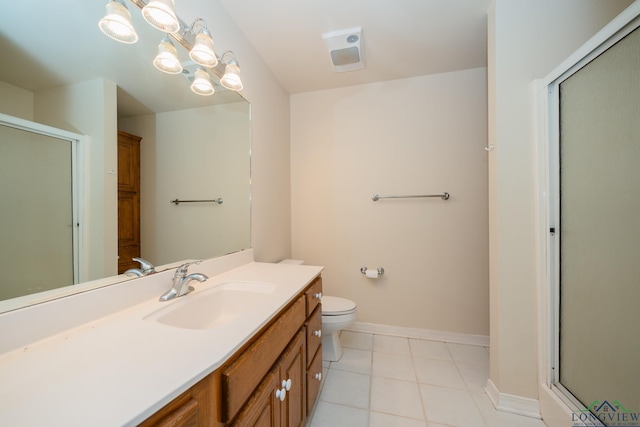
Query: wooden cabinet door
xmin=231 ymin=367 xmax=281 ymax=427
xmin=222 ymin=297 xmax=305 ymax=423
xmin=117 ymin=130 xmax=141 ymax=274
xmin=280 ymin=331 xmax=306 ymax=427
xmin=139 ymin=373 xmax=216 ymax=427
xmin=306 ymin=347 xmax=323 ymax=416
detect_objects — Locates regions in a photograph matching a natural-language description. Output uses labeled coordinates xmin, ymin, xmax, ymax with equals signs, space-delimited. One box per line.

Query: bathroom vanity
xmin=0 ymin=250 xmax=323 ymax=426
xmin=142 ymin=276 xmax=323 ymax=426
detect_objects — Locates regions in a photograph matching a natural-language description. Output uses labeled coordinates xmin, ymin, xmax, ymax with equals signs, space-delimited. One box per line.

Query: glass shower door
xmin=557 ymin=26 xmax=640 ymax=422
xmin=0 ymin=122 xmax=76 ymax=300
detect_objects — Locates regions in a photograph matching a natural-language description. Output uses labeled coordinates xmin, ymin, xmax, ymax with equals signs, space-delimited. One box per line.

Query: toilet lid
xmin=322 ymin=296 xmax=356 ymax=315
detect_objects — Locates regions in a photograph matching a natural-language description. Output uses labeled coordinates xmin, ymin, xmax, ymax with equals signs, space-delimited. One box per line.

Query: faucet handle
xmin=175 ymin=260 xmax=202 ymax=275
xmin=132 ymin=257 xmax=155 ymax=275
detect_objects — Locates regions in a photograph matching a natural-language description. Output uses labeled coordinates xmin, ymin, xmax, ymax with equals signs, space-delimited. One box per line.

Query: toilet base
xmin=322 ymin=331 xmax=343 ymax=362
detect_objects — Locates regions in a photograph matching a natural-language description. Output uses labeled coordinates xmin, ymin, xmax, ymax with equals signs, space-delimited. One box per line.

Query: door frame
xmin=535 ymin=3 xmax=640 ymax=420
xmin=0 ymin=113 xmax=87 ymax=284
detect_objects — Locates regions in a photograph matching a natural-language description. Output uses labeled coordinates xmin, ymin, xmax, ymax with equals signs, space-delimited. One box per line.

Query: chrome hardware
xmin=282 ymin=379 xmax=292 ymax=391
xmin=159 ymin=261 xmax=208 ymax=301
xmin=314 ymin=372 xmax=322 ymax=381
xmin=360 ymin=267 xmax=385 ymax=276
xmin=171 ymin=197 xmax=223 ymax=205
xmin=124 ymin=257 xmax=156 ymax=277
xmin=372 ymin=192 xmax=449 ymax=201
xmin=314 ymin=292 xmax=323 ymax=299
xmin=314 ymin=330 xmax=322 ymax=338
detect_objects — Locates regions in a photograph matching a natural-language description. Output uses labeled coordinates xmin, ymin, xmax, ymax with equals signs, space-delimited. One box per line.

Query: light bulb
xmin=98 ymin=1 xmax=138 ymax=44
xmin=191 ymin=68 xmax=215 ymax=96
xmin=153 ymin=38 xmax=182 ymax=74
xmin=220 ymin=61 xmax=243 ymax=91
xmin=142 ymin=0 xmax=180 ymax=33
xmin=189 ymin=30 xmax=218 ymax=68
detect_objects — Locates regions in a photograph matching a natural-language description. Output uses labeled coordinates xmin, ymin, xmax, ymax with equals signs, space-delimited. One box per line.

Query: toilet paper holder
xmin=360 ymin=266 xmax=384 ymax=277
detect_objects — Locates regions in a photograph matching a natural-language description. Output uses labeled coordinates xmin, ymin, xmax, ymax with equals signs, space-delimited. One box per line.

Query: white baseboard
xmin=485 ymin=379 xmax=542 ymax=419
xmin=346 ymin=321 xmax=490 ymax=347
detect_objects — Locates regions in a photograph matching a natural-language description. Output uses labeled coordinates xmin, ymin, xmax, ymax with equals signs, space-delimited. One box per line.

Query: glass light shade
xmin=142 ymin=0 xmax=180 ymax=33
xmin=220 ymin=61 xmax=243 ymax=91
xmin=191 ymin=68 xmax=215 ymax=96
xmin=98 ymin=1 xmax=138 ymax=44
xmin=153 ymin=38 xmax=182 ymax=74
xmin=189 ymin=31 xmax=218 ymax=68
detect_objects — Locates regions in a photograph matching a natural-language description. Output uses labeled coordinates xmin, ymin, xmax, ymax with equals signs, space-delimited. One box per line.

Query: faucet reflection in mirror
xmin=124 ymin=257 xmax=156 ymax=277
xmin=98 ymin=0 xmax=243 ymax=96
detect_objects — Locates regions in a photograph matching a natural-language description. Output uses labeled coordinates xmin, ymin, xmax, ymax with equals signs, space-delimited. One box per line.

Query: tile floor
xmin=307 ymin=331 xmax=547 ymax=427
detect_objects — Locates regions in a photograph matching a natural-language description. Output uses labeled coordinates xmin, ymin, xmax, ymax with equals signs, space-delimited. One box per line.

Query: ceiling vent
xmin=322 ymin=27 xmax=365 ymax=73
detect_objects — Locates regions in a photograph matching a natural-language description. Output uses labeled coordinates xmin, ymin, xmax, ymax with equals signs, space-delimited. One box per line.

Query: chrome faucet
xmin=159 ymin=261 xmax=208 ymax=302
xmin=124 ymin=257 xmax=156 ymax=277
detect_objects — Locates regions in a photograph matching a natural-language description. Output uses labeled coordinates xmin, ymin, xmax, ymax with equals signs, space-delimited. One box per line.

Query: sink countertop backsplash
xmin=0 ymin=249 xmax=324 ymax=426
xmin=0 ymin=249 xmax=255 ymax=355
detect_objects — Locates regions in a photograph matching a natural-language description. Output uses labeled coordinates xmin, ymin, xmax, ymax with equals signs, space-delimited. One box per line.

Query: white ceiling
xmin=0 ymin=0 xmax=244 ymax=117
xmin=0 ymin=0 xmax=491 ymax=114
xmin=219 ymin=0 xmax=492 ymax=94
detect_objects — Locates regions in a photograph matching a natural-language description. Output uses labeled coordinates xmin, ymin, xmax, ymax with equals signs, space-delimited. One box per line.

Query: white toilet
xmin=321 ymin=295 xmax=357 ymax=361
xmin=278 ymin=259 xmax=357 ymax=362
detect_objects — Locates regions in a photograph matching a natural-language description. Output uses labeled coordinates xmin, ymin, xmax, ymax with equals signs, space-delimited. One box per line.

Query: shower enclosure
xmin=545 ymin=13 xmax=640 ymax=424
xmin=0 ymin=114 xmax=81 ymax=300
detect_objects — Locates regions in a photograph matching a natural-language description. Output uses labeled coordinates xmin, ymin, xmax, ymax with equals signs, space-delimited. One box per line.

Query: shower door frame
xmin=535 ymin=3 xmax=640 ymax=419
xmin=0 ymin=113 xmax=87 ymax=286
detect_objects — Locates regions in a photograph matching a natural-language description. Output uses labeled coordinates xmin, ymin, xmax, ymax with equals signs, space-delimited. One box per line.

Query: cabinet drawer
xmin=305 ymin=306 xmax=322 ymax=368
xmin=222 ymin=296 xmax=306 ymax=422
xmin=304 ymin=277 xmax=323 ymax=317
xmin=306 ymin=347 xmax=323 ymax=416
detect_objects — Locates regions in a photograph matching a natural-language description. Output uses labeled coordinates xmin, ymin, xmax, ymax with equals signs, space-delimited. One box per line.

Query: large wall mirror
xmin=0 ymin=0 xmax=251 ymax=312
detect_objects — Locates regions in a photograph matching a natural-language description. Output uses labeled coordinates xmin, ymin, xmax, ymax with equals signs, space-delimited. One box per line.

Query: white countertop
xmin=0 ymin=256 xmax=322 ymax=426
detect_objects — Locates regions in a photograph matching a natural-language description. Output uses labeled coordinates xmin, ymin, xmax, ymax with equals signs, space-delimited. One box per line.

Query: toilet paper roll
xmin=365 ymin=269 xmax=379 ymax=279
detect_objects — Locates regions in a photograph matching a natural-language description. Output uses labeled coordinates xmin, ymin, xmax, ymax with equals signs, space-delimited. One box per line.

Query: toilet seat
xmin=322 ymin=296 xmax=356 ymax=316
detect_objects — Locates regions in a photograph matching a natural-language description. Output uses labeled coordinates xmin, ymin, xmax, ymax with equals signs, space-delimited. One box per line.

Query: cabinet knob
xmin=314 ymin=372 xmax=322 ymax=381
xmin=314 ymin=329 xmax=322 ymax=338
xmin=314 ymin=292 xmax=323 ymax=300
xmin=275 ymin=388 xmax=286 ymax=401
xmin=282 ymin=378 xmax=292 ymax=391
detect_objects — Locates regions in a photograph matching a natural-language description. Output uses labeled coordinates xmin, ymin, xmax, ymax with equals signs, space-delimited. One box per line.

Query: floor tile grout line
xmin=367 ymin=347 xmax=373 ymax=426
xmin=319 ymin=332 xmax=502 ymax=427
xmin=409 ymin=336 xmax=431 ymax=425
xmin=454 ymin=358 xmax=489 ymax=427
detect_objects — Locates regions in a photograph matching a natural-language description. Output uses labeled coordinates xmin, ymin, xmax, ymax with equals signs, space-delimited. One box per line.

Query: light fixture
xmin=191 ymin=68 xmax=215 ymax=96
xmin=189 ymin=20 xmax=218 ymax=68
xmin=153 ymin=37 xmax=183 ymax=74
xmin=220 ymin=51 xmax=243 ymax=91
xmin=98 ymin=0 xmax=138 ymax=44
xmin=98 ymin=3 xmax=246 ymax=98
xmin=142 ymin=0 xmax=180 ymax=34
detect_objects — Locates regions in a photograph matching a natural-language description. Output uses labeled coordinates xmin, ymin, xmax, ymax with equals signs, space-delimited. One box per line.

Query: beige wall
xmin=290 ymin=69 xmax=489 ymax=335
xmin=120 ymin=102 xmax=251 ymax=265
xmin=0 ymin=79 xmax=119 ymax=282
xmin=0 ymin=81 xmax=33 ymax=120
xmin=488 ymin=0 xmax=633 ymax=404
xmin=178 ymin=1 xmax=292 ymax=263
xmin=34 ymin=79 xmax=119 ymax=281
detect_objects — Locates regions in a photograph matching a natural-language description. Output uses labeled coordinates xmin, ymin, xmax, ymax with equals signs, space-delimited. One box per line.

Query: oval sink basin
xmin=144 ymin=281 xmax=277 ymax=330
